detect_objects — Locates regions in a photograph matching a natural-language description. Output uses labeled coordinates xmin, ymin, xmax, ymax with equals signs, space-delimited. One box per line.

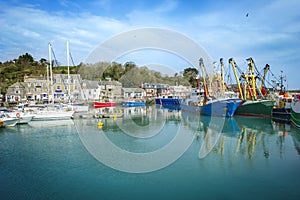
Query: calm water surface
xmin=1 ymin=106 xmax=300 ymax=200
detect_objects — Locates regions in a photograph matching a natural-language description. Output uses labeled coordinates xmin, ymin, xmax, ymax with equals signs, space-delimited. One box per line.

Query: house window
xmin=15 ymin=90 xmax=20 ymax=94
xmin=57 ymin=86 xmax=61 ymax=90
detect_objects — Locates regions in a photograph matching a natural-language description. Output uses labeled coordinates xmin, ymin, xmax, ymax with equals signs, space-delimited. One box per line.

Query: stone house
xmin=23 ymin=75 xmax=50 ymax=101
xmin=81 ymin=80 xmax=122 ymax=101
xmin=5 ymin=74 xmax=82 ymax=103
xmin=51 ymin=74 xmax=82 ymax=101
xmin=5 ymin=82 xmax=26 ymax=102
xmin=98 ymin=80 xmax=122 ymax=101
xmin=81 ymin=80 xmax=100 ymax=100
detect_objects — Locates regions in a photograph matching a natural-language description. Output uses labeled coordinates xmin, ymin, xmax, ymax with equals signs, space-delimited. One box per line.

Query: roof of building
xmin=82 ymin=80 xmax=99 ymax=89
xmin=98 ymin=81 xmax=122 ymax=86
xmin=7 ymin=82 xmax=26 ymax=89
xmin=122 ymin=88 xmax=144 ymax=93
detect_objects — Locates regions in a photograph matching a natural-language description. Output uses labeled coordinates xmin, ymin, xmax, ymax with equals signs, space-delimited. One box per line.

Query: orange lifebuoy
xmin=16 ymin=113 xmax=21 ymax=118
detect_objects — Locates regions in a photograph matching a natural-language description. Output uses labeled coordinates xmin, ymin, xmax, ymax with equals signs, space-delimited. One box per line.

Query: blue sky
xmin=0 ymin=0 xmax=299 ymax=89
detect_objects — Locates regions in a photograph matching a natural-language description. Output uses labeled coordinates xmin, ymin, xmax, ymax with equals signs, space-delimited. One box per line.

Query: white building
xmin=122 ymin=88 xmax=146 ymax=99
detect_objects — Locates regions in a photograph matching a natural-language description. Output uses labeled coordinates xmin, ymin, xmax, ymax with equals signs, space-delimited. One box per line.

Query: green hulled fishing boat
xmin=229 ymin=58 xmax=275 ymax=117
xmin=235 ymin=99 xmax=275 ymax=117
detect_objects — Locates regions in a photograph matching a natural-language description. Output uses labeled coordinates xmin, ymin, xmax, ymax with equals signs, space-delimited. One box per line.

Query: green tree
xmin=124 ymin=61 xmax=137 ymax=73
xmin=183 ymin=67 xmax=198 ymax=87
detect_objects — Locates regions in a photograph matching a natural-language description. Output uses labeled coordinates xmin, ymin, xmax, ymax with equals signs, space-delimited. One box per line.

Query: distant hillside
xmin=0 ymin=53 xmax=193 ymax=95
xmin=0 ymin=53 xmax=81 ymax=95
xmin=78 ymin=61 xmax=191 ymax=88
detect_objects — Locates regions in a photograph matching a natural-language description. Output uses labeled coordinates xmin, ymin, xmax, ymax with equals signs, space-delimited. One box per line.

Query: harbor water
xmin=1 ymin=106 xmax=300 ymax=200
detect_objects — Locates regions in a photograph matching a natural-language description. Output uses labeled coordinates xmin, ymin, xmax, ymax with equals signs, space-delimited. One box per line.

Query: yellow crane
xmin=245 ymin=57 xmax=258 ymax=100
xmin=260 ymin=64 xmax=270 ymax=97
xmin=229 ymin=58 xmax=245 ymax=101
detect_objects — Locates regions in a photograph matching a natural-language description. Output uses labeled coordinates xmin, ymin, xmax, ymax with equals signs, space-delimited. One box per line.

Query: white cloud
xmin=0 ymin=3 xmax=129 ymax=65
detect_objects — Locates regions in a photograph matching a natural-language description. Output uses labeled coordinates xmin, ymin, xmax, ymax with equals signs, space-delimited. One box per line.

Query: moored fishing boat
xmin=236 ymin=99 xmax=275 ymax=117
xmin=272 ymin=93 xmax=292 ymax=122
xmin=291 ymin=94 xmax=300 ymax=128
xmin=155 ymin=96 xmax=182 ymax=105
xmin=200 ymin=98 xmax=242 ymax=117
xmin=271 ymin=72 xmax=292 ymax=122
xmin=229 ymin=58 xmax=275 ymax=117
xmin=181 ymin=58 xmax=242 ymax=117
xmin=199 ymin=58 xmax=242 ymax=117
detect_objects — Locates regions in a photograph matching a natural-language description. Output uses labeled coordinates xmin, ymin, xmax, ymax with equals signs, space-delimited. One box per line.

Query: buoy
xmin=98 ymin=121 xmax=103 ymax=128
xmin=16 ymin=113 xmax=21 ymax=118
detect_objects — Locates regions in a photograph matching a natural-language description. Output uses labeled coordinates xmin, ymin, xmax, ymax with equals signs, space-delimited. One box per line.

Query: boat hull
xmin=93 ymin=101 xmax=116 ymax=108
xmin=18 ymin=116 xmax=34 ymax=124
xmin=155 ymin=98 xmax=182 ymax=105
xmin=235 ymin=100 xmax=275 ymax=117
xmin=291 ymin=95 xmax=300 ymax=128
xmin=272 ymin=108 xmax=290 ymax=122
xmin=32 ymin=111 xmax=75 ymax=121
xmin=201 ymin=98 xmax=242 ymax=117
xmin=122 ymin=101 xmax=146 ymax=107
xmin=0 ymin=118 xmax=19 ymax=127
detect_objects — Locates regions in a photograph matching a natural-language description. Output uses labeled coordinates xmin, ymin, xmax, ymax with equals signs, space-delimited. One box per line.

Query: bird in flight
xmin=246 ymin=13 xmax=249 ymax=17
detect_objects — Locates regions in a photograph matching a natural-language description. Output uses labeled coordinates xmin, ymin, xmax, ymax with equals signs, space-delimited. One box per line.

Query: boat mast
xmin=220 ymin=58 xmax=225 ymax=96
xmin=246 ymin=58 xmax=257 ymax=100
xmin=279 ymin=70 xmax=286 ymax=95
xmin=66 ymin=40 xmax=71 ymax=103
xmin=46 ymin=64 xmax=50 ymax=103
xmin=260 ymin=64 xmax=270 ymax=97
xmin=199 ymin=58 xmax=209 ymax=104
xmin=48 ymin=43 xmax=54 ymax=104
xmin=229 ymin=58 xmax=245 ymax=101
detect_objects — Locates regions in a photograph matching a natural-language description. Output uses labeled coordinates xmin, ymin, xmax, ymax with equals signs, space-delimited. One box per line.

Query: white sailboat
xmin=31 ymin=43 xmax=75 ymax=121
xmin=31 ymin=109 xmax=74 ymax=121
xmin=65 ymin=40 xmax=89 ymax=113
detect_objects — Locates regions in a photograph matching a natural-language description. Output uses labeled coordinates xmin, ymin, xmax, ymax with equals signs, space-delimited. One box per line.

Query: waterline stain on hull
xmin=235 ymin=100 xmax=275 ymax=117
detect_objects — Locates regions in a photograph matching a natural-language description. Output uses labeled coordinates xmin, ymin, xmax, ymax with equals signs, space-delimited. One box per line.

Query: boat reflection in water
xmin=181 ymin=109 xmax=300 ymax=160
xmin=76 ymin=105 xmax=300 ymax=163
